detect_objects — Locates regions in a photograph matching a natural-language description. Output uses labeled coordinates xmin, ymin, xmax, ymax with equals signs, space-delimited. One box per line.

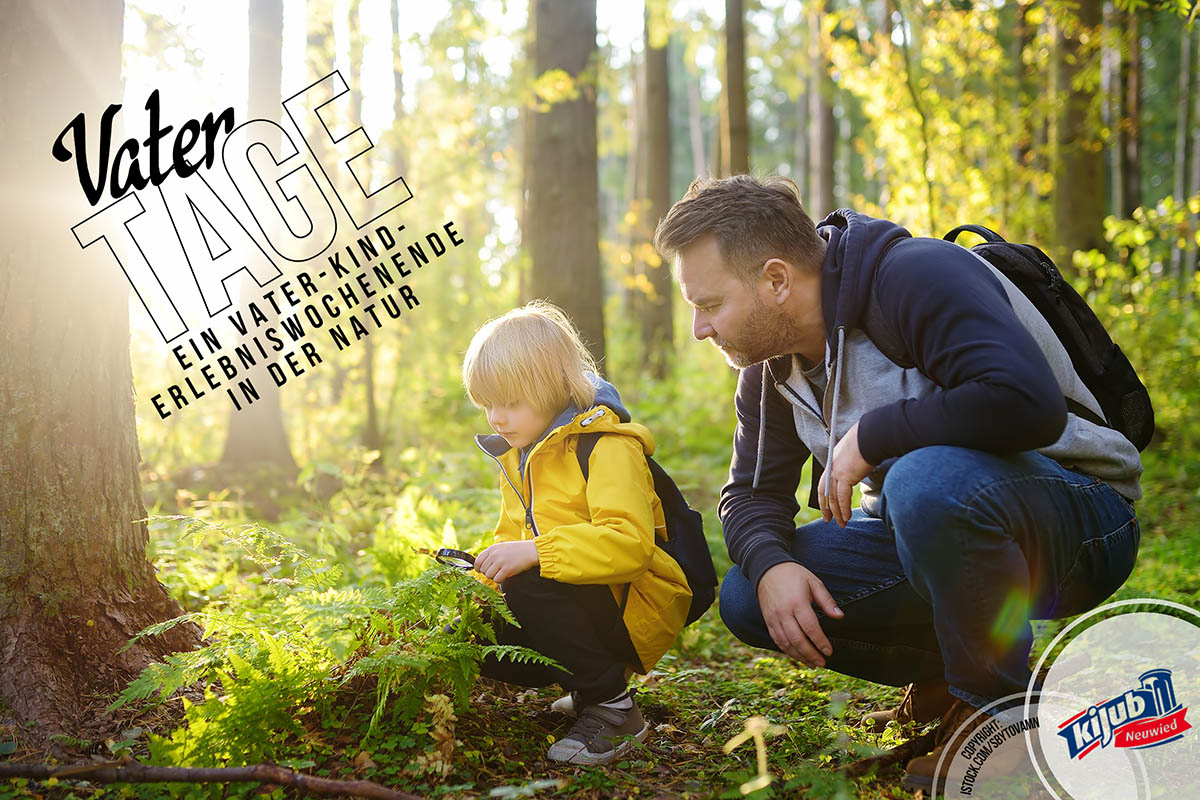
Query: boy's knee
xmin=499 ymin=570 xmax=551 ymax=598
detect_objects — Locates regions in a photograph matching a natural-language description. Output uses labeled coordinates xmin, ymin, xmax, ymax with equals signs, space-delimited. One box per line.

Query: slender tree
xmin=1171 ymin=15 xmax=1195 ymax=279
xmin=1052 ymin=0 xmax=1108 ymax=260
xmin=220 ymin=0 xmax=299 ymax=477
xmin=526 ymin=0 xmax=604 ymax=366
xmin=643 ymin=4 xmax=673 ymax=378
xmin=793 ymin=77 xmax=810 ymax=198
xmin=0 ymin=0 xmax=200 ymax=734
xmin=1185 ymin=22 xmax=1200 ymax=280
xmin=1116 ymin=3 xmax=1142 ymax=219
xmin=687 ymin=76 xmax=707 ymax=177
xmin=809 ymin=0 xmax=836 ymax=217
xmin=721 ymin=0 xmax=749 ymax=176
xmin=344 ymin=0 xmax=383 ymax=458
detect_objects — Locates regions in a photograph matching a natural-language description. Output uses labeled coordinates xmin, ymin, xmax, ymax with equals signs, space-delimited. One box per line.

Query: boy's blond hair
xmin=462 ymin=301 xmax=598 ymax=415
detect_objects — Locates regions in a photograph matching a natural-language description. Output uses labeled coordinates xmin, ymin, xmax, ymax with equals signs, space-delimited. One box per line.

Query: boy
xmin=462 ymin=302 xmax=692 ymax=765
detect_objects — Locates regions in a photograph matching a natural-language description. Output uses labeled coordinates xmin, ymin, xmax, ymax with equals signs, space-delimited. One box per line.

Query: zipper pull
xmin=525 ymin=509 xmax=534 ymax=530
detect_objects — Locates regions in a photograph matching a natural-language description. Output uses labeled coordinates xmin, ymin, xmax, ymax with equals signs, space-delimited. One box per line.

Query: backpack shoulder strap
xmin=572 ymin=429 xmax=632 ymax=616
xmin=575 ymin=431 xmax=602 ymax=481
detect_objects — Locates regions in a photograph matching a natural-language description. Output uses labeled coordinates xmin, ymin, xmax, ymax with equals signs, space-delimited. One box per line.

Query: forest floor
xmin=3 ymin=354 xmax=1198 ymax=800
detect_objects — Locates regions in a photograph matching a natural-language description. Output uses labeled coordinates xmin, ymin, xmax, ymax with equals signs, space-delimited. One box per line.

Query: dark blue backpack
xmin=575 ymin=432 xmax=717 ymax=625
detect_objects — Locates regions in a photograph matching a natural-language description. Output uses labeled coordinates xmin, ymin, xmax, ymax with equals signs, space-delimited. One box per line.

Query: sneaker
xmin=861 ymin=680 xmax=954 ymax=733
xmin=546 ymin=699 xmax=649 ymax=765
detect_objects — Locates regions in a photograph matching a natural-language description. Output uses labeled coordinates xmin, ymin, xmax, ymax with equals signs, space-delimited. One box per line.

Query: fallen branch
xmin=0 ymin=761 xmax=424 ymax=800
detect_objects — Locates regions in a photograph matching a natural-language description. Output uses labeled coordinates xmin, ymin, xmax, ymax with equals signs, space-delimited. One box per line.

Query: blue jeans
xmin=719 ymin=446 xmax=1140 ymax=711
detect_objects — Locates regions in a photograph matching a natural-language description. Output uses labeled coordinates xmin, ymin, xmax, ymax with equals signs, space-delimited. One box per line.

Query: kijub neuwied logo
xmin=1057 ymin=668 xmax=1191 ymax=759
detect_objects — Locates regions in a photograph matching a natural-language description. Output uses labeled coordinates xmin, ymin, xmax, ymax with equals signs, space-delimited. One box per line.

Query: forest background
xmin=3 ymin=0 xmax=1200 ymax=798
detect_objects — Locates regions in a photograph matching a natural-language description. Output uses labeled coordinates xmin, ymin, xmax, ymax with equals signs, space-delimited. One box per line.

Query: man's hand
xmin=474 ymin=540 xmax=539 ymax=583
xmin=818 ymin=420 xmax=874 ymax=527
xmin=757 ymin=562 xmax=844 ymax=667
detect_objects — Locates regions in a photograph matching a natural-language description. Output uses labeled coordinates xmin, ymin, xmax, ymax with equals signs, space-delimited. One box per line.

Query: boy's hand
xmin=474 ymin=540 xmax=539 ymax=583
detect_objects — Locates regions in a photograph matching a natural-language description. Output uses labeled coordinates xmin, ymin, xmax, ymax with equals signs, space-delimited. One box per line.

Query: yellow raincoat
xmin=474 ymin=402 xmax=692 ymax=673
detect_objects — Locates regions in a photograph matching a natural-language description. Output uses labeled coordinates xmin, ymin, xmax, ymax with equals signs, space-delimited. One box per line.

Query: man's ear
xmin=760 ymin=258 xmax=792 ymax=305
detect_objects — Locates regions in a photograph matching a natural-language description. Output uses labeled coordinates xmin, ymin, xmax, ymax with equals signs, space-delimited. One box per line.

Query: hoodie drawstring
xmin=824 ymin=327 xmax=846 ymax=500
xmin=752 ymin=362 xmax=768 ymax=495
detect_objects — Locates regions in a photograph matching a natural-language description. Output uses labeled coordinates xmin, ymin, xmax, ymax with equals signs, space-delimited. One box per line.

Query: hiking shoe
xmin=546 ymin=699 xmax=649 ymax=765
xmin=901 ymin=698 xmax=1044 ymax=793
xmin=551 ymin=692 xmax=578 ymax=717
xmin=900 ymin=698 xmax=987 ymax=793
xmin=861 ymin=680 xmax=954 ymax=733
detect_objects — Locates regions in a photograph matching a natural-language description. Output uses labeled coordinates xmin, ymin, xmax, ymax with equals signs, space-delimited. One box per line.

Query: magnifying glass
xmin=435 ymin=548 xmax=476 ymax=569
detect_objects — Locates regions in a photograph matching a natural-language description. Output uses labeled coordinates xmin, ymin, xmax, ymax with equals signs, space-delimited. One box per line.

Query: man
xmin=654 ymin=175 xmax=1142 ymax=790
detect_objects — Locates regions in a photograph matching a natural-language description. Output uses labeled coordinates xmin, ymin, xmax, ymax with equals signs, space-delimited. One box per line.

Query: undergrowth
xmin=4 ymin=211 xmax=1199 ymax=799
xmin=108 ymin=516 xmax=554 ymax=794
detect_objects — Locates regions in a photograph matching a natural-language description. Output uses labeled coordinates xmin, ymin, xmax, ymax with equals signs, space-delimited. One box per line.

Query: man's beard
xmin=711 ymin=296 xmax=807 ymax=369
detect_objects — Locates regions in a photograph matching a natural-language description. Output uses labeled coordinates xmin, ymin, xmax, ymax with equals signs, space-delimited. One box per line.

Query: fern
xmin=119 ymin=516 xmax=549 ymax=768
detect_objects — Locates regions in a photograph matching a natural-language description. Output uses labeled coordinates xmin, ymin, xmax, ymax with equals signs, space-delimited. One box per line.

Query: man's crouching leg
xmin=883 ymin=445 xmax=1139 ymax=713
xmin=719 ymin=516 xmax=945 ymax=688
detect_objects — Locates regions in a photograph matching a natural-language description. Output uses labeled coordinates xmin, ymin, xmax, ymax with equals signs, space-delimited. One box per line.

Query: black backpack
xmin=943 ymin=224 xmax=1155 ymax=451
xmin=575 ymin=432 xmax=717 ymax=625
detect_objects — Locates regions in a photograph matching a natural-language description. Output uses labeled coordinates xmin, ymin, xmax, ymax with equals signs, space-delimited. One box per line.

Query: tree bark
xmin=808 ymin=0 xmax=836 ymax=218
xmin=688 ymin=76 xmax=707 ymax=177
xmin=0 ymin=0 xmax=200 ymax=738
xmin=1171 ymin=18 xmax=1194 ymax=280
xmin=793 ymin=79 xmax=810 ymax=195
xmin=1117 ymin=6 xmax=1141 ymax=219
xmin=626 ymin=49 xmax=645 ymax=343
xmin=721 ymin=0 xmax=749 ymax=176
xmin=1186 ymin=24 xmax=1200 ymax=281
xmin=220 ymin=0 xmax=298 ymax=476
xmin=1053 ymin=0 xmax=1107 ymax=262
xmin=526 ymin=0 xmax=604 ymax=367
xmin=344 ymin=0 xmax=382 ymax=458
xmin=643 ymin=8 xmax=673 ymax=379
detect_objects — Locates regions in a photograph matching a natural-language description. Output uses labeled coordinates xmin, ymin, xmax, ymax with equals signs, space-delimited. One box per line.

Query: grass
xmin=3 ymin=340 xmax=1198 ymax=799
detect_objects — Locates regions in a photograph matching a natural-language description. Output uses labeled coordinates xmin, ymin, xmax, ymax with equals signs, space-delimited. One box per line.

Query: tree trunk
xmin=1117 ymin=6 xmax=1141 ymax=219
xmin=1171 ymin=19 xmax=1194 ymax=280
xmin=526 ymin=0 xmax=604 ymax=367
xmin=1186 ymin=24 xmax=1200 ymax=281
xmin=808 ymin=0 xmax=836 ymax=218
xmin=793 ymin=78 xmax=809 ymax=194
xmin=643 ymin=9 xmax=673 ymax=379
xmin=0 ymin=0 xmax=200 ymax=738
xmin=688 ymin=76 xmax=707 ymax=177
xmin=220 ymin=0 xmax=298 ymax=477
xmin=626 ymin=50 xmax=645 ymax=346
xmin=518 ymin=0 xmax=535 ymax=303
xmin=344 ymin=0 xmax=382 ymax=459
xmin=1053 ymin=0 xmax=1108 ymax=262
xmin=1012 ymin=1 xmax=1034 ymax=203
xmin=721 ymin=0 xmax=749 ymax=176
xmin=1103 ymin=0 xmax=1121 ymax=217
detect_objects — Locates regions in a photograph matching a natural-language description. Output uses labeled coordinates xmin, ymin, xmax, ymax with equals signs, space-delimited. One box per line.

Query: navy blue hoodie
xmin=719 ymin=210 xmax=1073 ymax=589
